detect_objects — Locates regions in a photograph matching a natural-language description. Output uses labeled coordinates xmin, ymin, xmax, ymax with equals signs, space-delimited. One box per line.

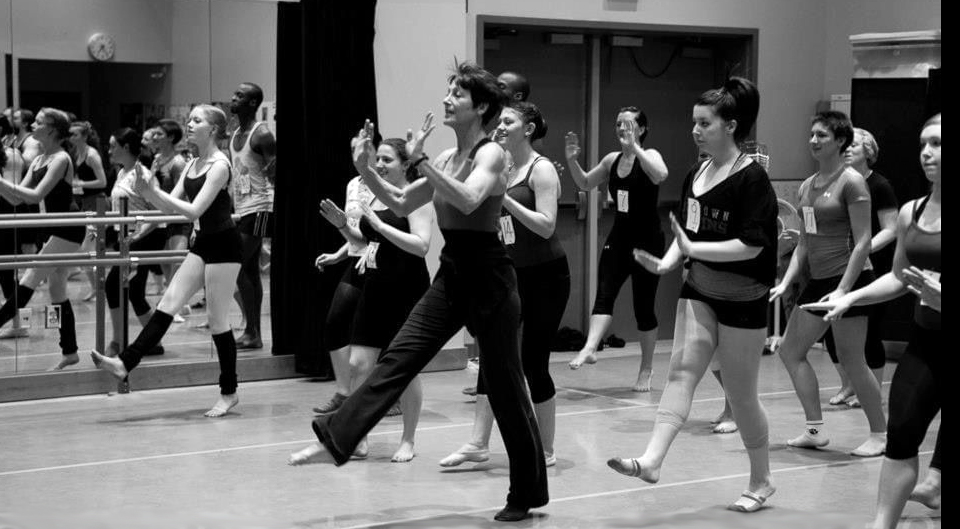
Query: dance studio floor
xmin=0 ymin=344 xmax=940 ymax=529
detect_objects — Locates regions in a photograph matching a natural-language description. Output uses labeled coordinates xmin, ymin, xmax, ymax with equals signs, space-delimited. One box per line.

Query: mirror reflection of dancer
xmin=440 ymin=101 xmax=568 ymax=469
xmin=103 ymin=129 xmax=168 ymax=357
xmin=565 ymin=108 xmax=668 ymax=392
xmin=229 ymin=82 xmax=276 ymax=349
xmin=771 ymin=111 xmax=886 ymax=457
xmin=307 ymin=135 xmax=434 ymax=462
xmin=803 ymin=114 xmax=940 ymax=529
xmin=289 ymin=62 xmax=548 ymax=522
xmin=607 ymin=78 xmax=778 ymax=513
xmin=152 ymin=119 xmax=190 ymax=299
xmin=93 ymin=105 xmax=243 ymax=418
xmin=0 ymin=108 xmax=85 ymax=370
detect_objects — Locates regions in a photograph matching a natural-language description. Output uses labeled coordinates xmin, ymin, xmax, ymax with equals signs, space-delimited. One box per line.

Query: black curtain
xmin=272 ymin=1 xmax=379 ymax=375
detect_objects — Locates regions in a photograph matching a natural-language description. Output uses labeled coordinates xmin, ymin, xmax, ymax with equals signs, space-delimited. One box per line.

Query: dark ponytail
xmin=696 ymin=77 xmax=759 ymax=143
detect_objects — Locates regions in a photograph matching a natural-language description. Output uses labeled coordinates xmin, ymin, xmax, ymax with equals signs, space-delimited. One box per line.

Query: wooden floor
xmin=0 ymin=343 xmax=940 ymax=529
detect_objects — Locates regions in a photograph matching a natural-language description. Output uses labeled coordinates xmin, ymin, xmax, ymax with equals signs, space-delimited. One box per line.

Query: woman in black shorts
xmin=290 ymin=62 xmax=547 ymax=522
xmin=0 ymin=108 xmax=85 ymax=370
xmin=607 ymin=78 xmax=777 ymax=513
xmin=564 ymin=108 xmax=668 ymax=392
xmin=103 ymin=128 xmax=168 ymax=356
xmin=306 ymin=137 xmax=434 ymax=462
xmin=804 ymin=113 xmax=940 ymax=529
xmin=93 ymin=105 xmax=243 ymax=418
xmin=440 ymin=101 xmax=568 ymax=469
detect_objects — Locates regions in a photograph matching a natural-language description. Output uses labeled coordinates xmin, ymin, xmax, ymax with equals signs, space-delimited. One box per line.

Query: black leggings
xmin=592 ymin=234 xmax=663 ymax=331
xmin=823 ymin=303 xmax=887 ymax=369
xmin=236 ymin=231 xmax=264 ymax=336
xmin=105 ymin=229 xmax=168 ymax=316
xmin=886 ymin=326 xmax=941 ymax=461
xmin=312 ymin=233 xmax=548 ymax=509
xmin=478 ymin=256 xmax=570 ymax=403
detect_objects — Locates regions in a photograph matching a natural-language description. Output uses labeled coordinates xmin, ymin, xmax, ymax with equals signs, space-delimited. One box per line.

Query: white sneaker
xmin=544 ymin=452 xmax=557 ymax=467
xmin=787 ymin=429 xmax=829 ymax=449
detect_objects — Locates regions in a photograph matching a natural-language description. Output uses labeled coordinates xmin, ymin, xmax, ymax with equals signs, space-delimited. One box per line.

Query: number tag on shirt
xmin=365 ymin=241 xmax=380 ymax=270
xmin=685 ymin=198 xmax=701 ymax=233
xmin=802 ymin=206 xmax=818 ymax=234
xmin=499 ymin=215 xmax=516 ymax=245
xmin=617 ymin=190 xmax=630 ymax=213
xmin=237 ymin=172 xmax=252 ymax=195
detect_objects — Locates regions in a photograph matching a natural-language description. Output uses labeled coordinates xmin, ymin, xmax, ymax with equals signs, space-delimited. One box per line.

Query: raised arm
xmin=502 ymin=159 xmax=560 ymax=239
xmin=0 ymin=152 xmax=69 ymax=204
xmin=564 ymin=132 xmax=612 ymax=190
xmin=361 ymin=202 xmax=434 ymax=258
xmin=619 ymin=120 xmax=668 ymax=184
xmin=138 ymin=158 xmax=228 ymax=220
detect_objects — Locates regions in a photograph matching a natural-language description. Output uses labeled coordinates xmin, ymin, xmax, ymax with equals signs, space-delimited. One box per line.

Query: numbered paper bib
xmin=237 ymin=173 xmax=252 ymax=195
xmin=685 ymin=198 xmax=701 ymax=233
xmin=499 ymin=215 xmax=516 ymax=245
xmin=617 ymin=190 xmax=629 ymax=213
xmin=802 ymin=206 xmax=818 ymax=234
xmin=365 ymin=241 xmax=380 ymax=270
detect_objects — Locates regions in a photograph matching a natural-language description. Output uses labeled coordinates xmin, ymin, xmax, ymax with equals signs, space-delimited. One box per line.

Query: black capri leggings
xmin=591 ymin=233 xmax=663 ymax=331
xmin=885 ymin=325 xmax=942 ymax=461
xmin=478 ymin=256 xmax=571 ymax=403
xmin=823 ymin=302 xmax=887 ymax=369
xmin=106 ymin=228 xmax=169 ymax=315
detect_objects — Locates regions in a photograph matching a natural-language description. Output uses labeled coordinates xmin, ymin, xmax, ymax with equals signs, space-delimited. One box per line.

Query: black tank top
xmin=502 ymin=156 xmax=566 ymax=268
xmin=904 ymin=195 xmax=941 ymax=330
xmin=75 ymin=156 xmax=102 ymax=197
xmin=34 ymin=155 xmax=79 ymax=214
xmin=183 ymin=157 xmax=235 ymax=234
xmin=432 ymin=138 xmax=504 ymax=232
xmin=359 ymin=207 xmax=428 ymax=281
xmin=607 ymin=152 xmax=661 ymax=243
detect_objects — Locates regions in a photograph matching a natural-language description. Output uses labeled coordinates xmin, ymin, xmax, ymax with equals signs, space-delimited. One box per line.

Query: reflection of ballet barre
xmin=0 ymin=255 xmax=186 ymax=271
xmin=0 ymin=250 xmax=189 ymax=263
xmin=0 ymin=212 xmax=239 ymax=227
xmin=0 ymin=209 xmax=174 ymax=219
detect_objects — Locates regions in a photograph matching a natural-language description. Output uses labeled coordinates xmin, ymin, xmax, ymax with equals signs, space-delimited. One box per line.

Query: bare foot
xmin=288 ymin=442 xmax=331 ymax=465
xmin=48 ymin=353 xmax=80 ymax=371
xmin=632 ymin=370 xmax=653 ymax=392
xmin=606 ymin=456 xmax=660 ymax=483
xmin=909 ymin=471 xmax=941 ymax=509
xmin=391 ymin=440 xmax=416 ymax=463
xmin=90 ymin=351 xmax=128 ymax=379
xmin=569 ymin=348 xmax=598 ymax=370
xmin=713 ymin=420 xmax=739 ymax=434
xmin=352 ymin=438 xmax=369 ymax=460
xmin=204 ymin=393 xmax=239 ymax=418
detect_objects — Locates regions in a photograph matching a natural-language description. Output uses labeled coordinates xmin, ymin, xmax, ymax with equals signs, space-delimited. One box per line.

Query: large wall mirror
xmin=0 ymin=0 xmax=279 ymax=396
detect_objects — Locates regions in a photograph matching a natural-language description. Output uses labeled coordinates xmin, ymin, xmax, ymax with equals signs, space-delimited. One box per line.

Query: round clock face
xmin=87 ymin=33 xmax=116 ymax=61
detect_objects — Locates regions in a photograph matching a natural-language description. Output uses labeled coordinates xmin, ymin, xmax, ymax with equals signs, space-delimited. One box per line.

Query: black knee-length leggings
xmin=478 ymin=256 xmax=570 ymax=404
xmin=885 ymin=326 xmax=941 ymax=461
xmin=592 ymin=233 xmax=662 ymax=331
xmin=312 ymin=232 xmax=548 ymax=509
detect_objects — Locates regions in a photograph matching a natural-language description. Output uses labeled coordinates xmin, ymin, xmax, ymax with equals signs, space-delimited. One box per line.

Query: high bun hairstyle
xmin=508 ymin=101 xmax=548 ymax=142
xmin=696 ymin=77 xmax=759 ymax=143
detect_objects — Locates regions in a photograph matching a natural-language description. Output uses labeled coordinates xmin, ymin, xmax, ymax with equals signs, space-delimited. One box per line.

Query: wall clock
xmin=87 ymin=33 xmax=116 ymax=62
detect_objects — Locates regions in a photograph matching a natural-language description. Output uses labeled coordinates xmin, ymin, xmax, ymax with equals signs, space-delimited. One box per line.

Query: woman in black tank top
xmin=293 ymin=62 xmax=548 ymax=522
xmin=441 ymin=101 xmax=569 ymax=469
xmin=93 ymin=105 xmax=244 ymax=419
xmin=68 ymin=121 xmax=109 ymax=301
xmin=564 ymin=107 xmax=668 ymax=391
xmin=803 ymin=114 xmax=942 ymax=529
xmin=0 ymin=107 xmax=84 ymax=370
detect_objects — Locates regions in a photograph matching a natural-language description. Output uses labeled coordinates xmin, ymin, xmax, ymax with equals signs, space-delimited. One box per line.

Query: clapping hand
xmin=668 ymin=212 xmax=693 ymax=256
xmin=903 ymin=266 xmax=941 ymax=312
xmin=319 ymin=198 xmax=348 ymax=229
xmin=564 ymin=132 xmax=581 ymax=160
xmin=406 ymin=113 xmax=436 ymax=159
